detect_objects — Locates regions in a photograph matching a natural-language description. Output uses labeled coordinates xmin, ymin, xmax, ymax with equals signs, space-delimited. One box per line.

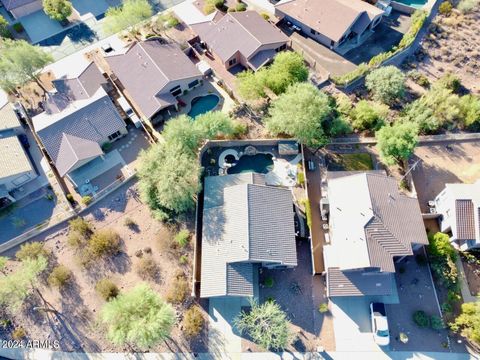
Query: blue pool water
xmin=227 ymin=154 xmax=274 ymax=174
xmin=394 ymin=0 xmax=427 ymax=8
xmin=188 ymin=94 xmax=220 ymax=118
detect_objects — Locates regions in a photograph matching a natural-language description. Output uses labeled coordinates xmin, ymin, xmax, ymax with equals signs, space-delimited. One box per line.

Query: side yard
xmin=0 ymin=180 xmax=208 ymax=353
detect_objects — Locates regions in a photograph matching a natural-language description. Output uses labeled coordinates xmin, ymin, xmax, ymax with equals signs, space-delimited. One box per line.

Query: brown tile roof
xmin=191 ymin=11 xmax=288 ymax=63
xmin=275 ymin=0 xmax=383 ymax=42
xmin=106 ymin=40 xmax=201 ymax=119
xmin=455 ymin=200 xmax=476 ymax=241
xmin=327 ymin=268 xmax=395 ymax=297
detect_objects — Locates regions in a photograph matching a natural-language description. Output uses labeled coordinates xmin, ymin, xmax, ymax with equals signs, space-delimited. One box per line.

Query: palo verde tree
xmin=99 ymin=283 xmax=175 ymax=348
xmin=0 ymin=39 xmax=53 ymax=92
xmin=235 ymin=300 xmax=293 ymax=351
xmin=137 ymin=112 xmax=238 ymax=221
xmin=0 ymin=256 xmax=48 ymax=312
xmin=237 ymin=51 xmax=308 ymax=100
xmin=365 ymin=66 xmax=406 ymax=105
xmin=265 ymin=82 xmax=336 ymax=147
xmin=104 ymin=0 xmax=152 ymax=35
xmin=43 ymin=0 xmax=73 ymax=22
xmin=375 ymin=121 xmax=419 ymax=166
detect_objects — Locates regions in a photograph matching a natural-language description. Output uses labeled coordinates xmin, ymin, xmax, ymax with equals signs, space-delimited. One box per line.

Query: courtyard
xmin=410 ymin=140 xmax=480 ymax=213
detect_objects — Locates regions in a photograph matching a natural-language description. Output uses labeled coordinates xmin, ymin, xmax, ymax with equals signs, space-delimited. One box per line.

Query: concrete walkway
xmin=0 ymin=348 xmax=476 ymax=360
xmin=208 ymin=297 xmax=244 ymax=359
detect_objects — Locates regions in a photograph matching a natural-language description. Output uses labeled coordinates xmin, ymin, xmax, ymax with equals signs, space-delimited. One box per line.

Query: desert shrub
xmin=204 ymin=0 xmax=223 ymax=13
xmin=264 ymin=277 xmax=274 ymax=288
xmin=439 ymin=1 xmax=453 ymax=15
xmin=448 ymin=289 xmax=462 ymax=303
xmin=318 ymin=303 xmax=329 ymax=313
xmin=136 ymin=257 xmax=158 ymax=280
xmin=441 ymin=302 xmax=453 ymax=314
xmin=413 ymin=310 xmax=430 ymax=328
xmin=365 ymin=66 xmax=406 ymax=104
xmin=16 ymin=242 xmax=48 ymax=261
xmin=183 ymin=305 xmax=204 ymax=337
xmin=227 ymin=7 xmax=236 ymax=12
xmin=179 ymin=255 xmax=188 ymax=265
xmin=435 ymin=73 xmax=462 ymax=93
xmin=12 ymin=327 xmax=26 ymax=340
xmin=300 ymin=198 xmax=312 ymax=229
xmin=175 ymin=229 xmax=190 ymax=248
xmin=408 ymin=70 xmax=430 ymax=88
xmin=95 ymin=279 xmax=119 ymax=300
xmin=123 ymin=217 xmax=136 ymax=228
xmin=166 ymin=274 xmax=189 ymax=304
xmin=66 ymin=193 xmax=74 ymax=203
xmin=331 ymin=63 xmax=369 ymax=86
xmin=88 ymin=229 xmax=121 ymax=258
xmin=81 ymin=195 xmax=93 ymax=206
xmin=261 ymin=12 xmax=270 ymax=20
xmin=48 ymin=265 xmax=72 ymax=288
xmin=236 ymin=2 xmax=246 ymax=11
xmin=457 ymin=0 xmax=479 ymax=13
xmin=430 ymin=315 xmax=445 ymax=330
xmin=68 ymin=217 xmax=91 ymax=238
xmin=297 ymin=170 xmax=305 ymax=186
xmin=12 ymin=23 xmax=24 ymax=33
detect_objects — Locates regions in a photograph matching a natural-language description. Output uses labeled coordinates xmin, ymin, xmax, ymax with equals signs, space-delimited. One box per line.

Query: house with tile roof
xmin=32 ymin=87 xmax=127 ymax=183
xmin=434 ymin=180 xmax=480 ymax=251
xmin=0 ymin=135 xmax=37 ymax=207
xmin=275 ymin=0 xmax=384 ymax=52
xmin=324 ymin=172 xmax=428 ymax=297
xmin=200 ymin=172 xmax=297 ymax=298
xmin=190 ymin=11 xmax=289 ymax=71
xmin=106 ymin=40 xmax=203 ymax=122
xmin=0 ymin=0 xmax=42 ymax=19
xmin=0 ymin=101 xmax=23 ymax=135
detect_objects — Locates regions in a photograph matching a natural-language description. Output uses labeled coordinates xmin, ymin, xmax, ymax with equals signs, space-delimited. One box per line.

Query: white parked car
xmin=117 ymin=96 xmax=142 ymax=128
xmin=370 ymin=302 xmax=390 ymax=346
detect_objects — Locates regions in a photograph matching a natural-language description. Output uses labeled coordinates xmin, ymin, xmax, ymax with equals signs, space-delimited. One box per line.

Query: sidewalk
xmin=0 ymin=348 xmax=476 ymax=360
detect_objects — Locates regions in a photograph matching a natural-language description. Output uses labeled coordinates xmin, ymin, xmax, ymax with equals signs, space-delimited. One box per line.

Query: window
xmin=310 ymin=29 xmax=317 ymax=35
xmin=228 ymin=58 xmax=237 ymax=66
xmin=188 ymin=79 xmax=199 ymax=89
xmin=108 ymin=130 xmax=121 ymax=141
xmin=169 ymin=85 xmax=182 ymax=96
xmin=275 ymin=44 xmax=287 ymax=52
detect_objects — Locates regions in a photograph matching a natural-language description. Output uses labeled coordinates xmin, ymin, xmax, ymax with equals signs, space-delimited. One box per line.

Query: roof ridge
xmin=137 ymin=42 xmax=171 ymax=83
xmin=229 ymin=12 xmax=262 ymax=50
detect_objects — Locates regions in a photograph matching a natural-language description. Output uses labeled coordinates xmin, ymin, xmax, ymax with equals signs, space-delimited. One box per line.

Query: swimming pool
xmin=188 ymin=94 xmax=220 ymax=119
xmin=227 ymin=154 xmax=274 ymax=174
xmin=393 ymin=0 xmax=427 ymax=8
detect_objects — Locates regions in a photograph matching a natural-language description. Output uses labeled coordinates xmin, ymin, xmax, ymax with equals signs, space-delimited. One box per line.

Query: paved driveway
xmin=208 ymin=297 xmax=246 ymax=359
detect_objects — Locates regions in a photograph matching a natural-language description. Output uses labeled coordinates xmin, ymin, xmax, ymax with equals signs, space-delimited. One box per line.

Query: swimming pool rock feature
xmin=244 ymin=146 xmax=257 ymax=156
xmin=219 ymin=149 xmax=239 ymax=169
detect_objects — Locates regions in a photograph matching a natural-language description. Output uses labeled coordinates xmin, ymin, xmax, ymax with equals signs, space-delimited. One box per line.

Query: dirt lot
xmin=408 ymin=7 xmax=480 ymax=94
xmin=1 ymin=180 xmax=208 ymax=353
xmin=411 ymin=140 xmax=480 ymax=212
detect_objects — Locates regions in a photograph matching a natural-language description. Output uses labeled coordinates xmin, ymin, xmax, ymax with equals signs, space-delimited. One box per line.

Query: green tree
xmin=237 ymin=51 xmax=308 ymax=100
xmin=0 ymin=39 xmax=53 ymax=92
xmin=104 ymin=0 xmax=152 ymax=35
xmin=427 ymin=232 xmax=459 ymax=288
xmin=365 ymin=66 xmax=406 ymax=104
xmin=100 ymin=283 xmax=175 ymax=348
xmin=138 ymin=112 xmax=238 ymax=220
xmin=451 ymin=300 xmax=480 ymax=346
xmin=0 ymin=15 xmax=10 ymax=38
xmin=0 ymin=256 xmax=7 ymax=274
xmin=375 ymin=122 xmax=418 ymax=166
xmin=459 ymin=94 xmax=480 ymax=128
xmin=428 ymin=232 xmax=457 ymax=261
xmin=43 ymin=0 xmax=73 ymax=22
xmin=0 ymin=256 xmax=47 ymax=311
xmin=16 ymin=242 xmax=48 ymax=261
xmin=265 ymin=82 xmax=334 ymax=147
xmin=350 ymin=100 xmax=388 ymax=131
xmin=265 ymin=51 xmax=308 ymax=95
xmin=235 ymin=300 xmax=293 ymax=351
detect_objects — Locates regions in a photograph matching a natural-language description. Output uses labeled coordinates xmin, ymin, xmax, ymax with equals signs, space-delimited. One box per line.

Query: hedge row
xmin=332 ymin=10 xmax=428 ymax=86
